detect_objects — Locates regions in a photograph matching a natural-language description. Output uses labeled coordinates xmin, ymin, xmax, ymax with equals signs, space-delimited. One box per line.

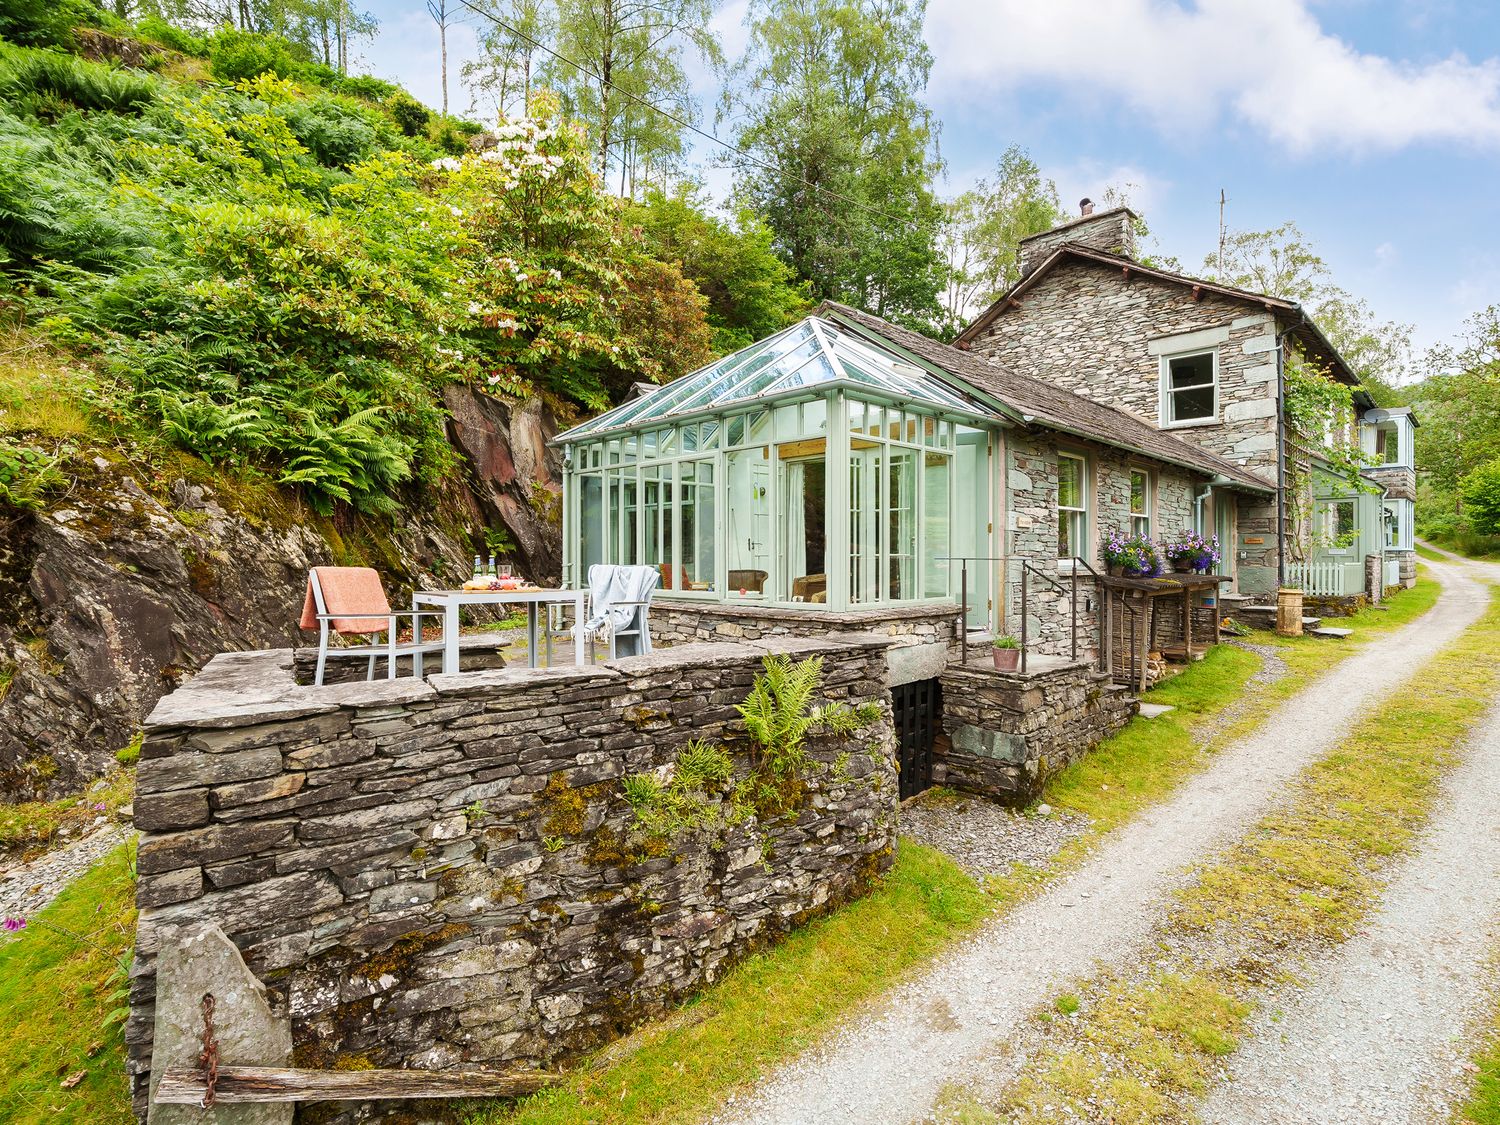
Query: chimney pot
xmin=1080 ymin=197 xmax=1094 ymax=217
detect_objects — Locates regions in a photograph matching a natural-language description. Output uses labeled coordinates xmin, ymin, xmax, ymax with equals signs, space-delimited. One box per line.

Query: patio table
xmin=412 ymin=587 xmax=587 ymax=675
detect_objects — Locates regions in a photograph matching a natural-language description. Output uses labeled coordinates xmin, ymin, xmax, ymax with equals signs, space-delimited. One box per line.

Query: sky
xmin=358 ymin=0 xmax=1500 ymax=371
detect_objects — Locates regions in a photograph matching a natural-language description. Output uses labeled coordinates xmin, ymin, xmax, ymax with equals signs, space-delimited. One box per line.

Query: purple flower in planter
xmin=3 ymin=917 xmax=26 ymax=932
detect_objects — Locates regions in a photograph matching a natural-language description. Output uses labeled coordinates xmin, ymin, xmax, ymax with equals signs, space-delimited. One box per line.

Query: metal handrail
xmin=937 ymin=554 xmax=1106 ymax=673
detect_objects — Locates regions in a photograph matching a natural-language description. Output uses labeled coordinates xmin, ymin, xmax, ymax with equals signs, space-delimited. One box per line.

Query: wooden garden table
xmin=1098 ymin=573 xmax=1229 ymax=692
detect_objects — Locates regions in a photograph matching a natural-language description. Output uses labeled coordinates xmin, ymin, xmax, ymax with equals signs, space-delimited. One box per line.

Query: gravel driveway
xmin=1201 ymin=553 xmax=1500 ymax=1124
xmin=711 ymin=559 xmax=1488 ymax=1125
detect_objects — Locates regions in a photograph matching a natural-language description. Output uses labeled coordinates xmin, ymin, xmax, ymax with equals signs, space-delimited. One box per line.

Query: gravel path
xmin=712 ymin=561 xmax=1487 ymax=1125
xmin=901 ymin=796 xmax=1089 ymax=878
xmin=0 ymin=821 xmax=132 ymax=933
xmin=1202 ymin=555 xmax=1500 ymax=1124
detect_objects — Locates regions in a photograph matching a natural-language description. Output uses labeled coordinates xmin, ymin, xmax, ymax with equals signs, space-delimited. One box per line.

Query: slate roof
xmin=953 ymin=242 xmax=1359 ymax=386
xmin=819 ymin=302 xmax=1275 ymax=494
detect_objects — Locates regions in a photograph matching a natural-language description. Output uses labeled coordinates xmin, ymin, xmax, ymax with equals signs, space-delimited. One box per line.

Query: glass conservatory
xmin=556 ymin=316 xmax=999 ymax=614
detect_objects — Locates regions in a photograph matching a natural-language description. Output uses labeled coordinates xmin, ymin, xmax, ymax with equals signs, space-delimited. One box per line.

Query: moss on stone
xmin=354 ymin=922 xmax=473 ymax=980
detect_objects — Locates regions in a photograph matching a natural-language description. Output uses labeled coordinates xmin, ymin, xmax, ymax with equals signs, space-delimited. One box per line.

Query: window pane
xmin=1058 ymin=456 xmax=1083 ymax=509
xmin=923 ymin=452 xmax=951 ymax=598
xmin=1130 ymin=469 xmax=1148 ymax=516
xmin=680 ymin=459 xmax=715 ymax=590
xmin=726 ymin=445 xmax=771 ymax=599
xmin=849 ymin=445 xmax=881 ymax=605
xmin=1169 ymin=354 xmax=1214 ymax=388
xmin=1059 ymin=510 xmax=1084 ymax=559
xmin=641 ymin=464 xmax=673 ymax=578
xmin=580 ymin=475 xmax=604 ymax=575
xmin=1172 ymin=384 xmax=1216 ymax=421
xmin=888 ymin=449 xmax=917 ymax=599
xmin=1335 ymin=501 xmax=1355 ymax=539
xmin=782 ymin=457 xmax=826 ymax=602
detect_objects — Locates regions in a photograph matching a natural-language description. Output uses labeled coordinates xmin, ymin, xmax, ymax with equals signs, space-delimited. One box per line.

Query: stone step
xmin=1137 ymin=702 xmax=1176 ymax=719
xmin=1233 ymin=605 xmax=1322 ymax=629
xmin=1309 ymin=626 xmax=1353 ymax=639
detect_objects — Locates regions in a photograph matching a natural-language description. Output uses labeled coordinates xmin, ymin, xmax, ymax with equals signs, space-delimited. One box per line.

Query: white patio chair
xmin=300 ymin=567 xmax=448 ymax=686
xmin=578 ymin=564 xmax=660 ymax=661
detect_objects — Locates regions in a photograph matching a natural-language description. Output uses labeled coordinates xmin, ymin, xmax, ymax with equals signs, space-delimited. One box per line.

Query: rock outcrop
xmin=0 ymin=391 xmax=562 ymax=801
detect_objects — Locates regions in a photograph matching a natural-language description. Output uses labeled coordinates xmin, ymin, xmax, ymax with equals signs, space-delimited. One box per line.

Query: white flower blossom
xmin=429 ymin=156 xmax=462 ymax=172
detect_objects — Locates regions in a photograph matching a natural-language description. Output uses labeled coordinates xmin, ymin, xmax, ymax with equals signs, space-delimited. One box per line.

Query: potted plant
xmin=1100 ymin=532 xmax=1160 ymax=578
xmin=1163 ymin=536 xmax=1195 ymax=572
xmin=991 ymin=635 xmax=1021 ymax=671
xmin=1163 ymin=532 xmax=1222 ymax=575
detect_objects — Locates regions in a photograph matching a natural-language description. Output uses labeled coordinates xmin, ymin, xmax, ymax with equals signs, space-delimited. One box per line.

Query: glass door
xmin=726 ymin=445 xmax=772 ymax=598
xmin=781 ymin=456 xmax=827 ymax=602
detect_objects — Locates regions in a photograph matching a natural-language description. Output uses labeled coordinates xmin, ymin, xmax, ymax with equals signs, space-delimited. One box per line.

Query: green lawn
xmin=0 ymin=842 xmax=136 ymax=1124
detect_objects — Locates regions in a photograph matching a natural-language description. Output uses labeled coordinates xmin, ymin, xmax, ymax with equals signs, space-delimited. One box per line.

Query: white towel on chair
xmin=578 ymin=565 xmax=657 ymax=647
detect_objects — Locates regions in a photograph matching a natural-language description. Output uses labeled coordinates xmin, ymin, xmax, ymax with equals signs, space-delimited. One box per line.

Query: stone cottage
xmin=954 ymin=203 xmax=1417 ymax=602
xmin=555 ymin=303 xmax=1269 ymax=799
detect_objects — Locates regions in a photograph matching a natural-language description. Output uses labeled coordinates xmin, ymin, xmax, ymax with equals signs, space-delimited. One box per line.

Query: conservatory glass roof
xmin=561 ymin=316 xmax=984 ymax=441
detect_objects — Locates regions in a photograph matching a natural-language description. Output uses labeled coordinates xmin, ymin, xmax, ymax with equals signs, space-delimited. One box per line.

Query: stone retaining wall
xmin=647 ymin=599 xmax=961 ymax=687
xmin=127 ymin=635 xmax=899 ymax=1121
xmin=935 ymin=658 xmax=1136 ymax=803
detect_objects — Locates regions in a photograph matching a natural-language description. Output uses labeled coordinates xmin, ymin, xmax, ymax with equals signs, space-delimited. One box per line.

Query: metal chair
xmin=301 ymin=567 xmax=447 ymax=686
xmin=580 ymin=564 xmax=660 ymax=661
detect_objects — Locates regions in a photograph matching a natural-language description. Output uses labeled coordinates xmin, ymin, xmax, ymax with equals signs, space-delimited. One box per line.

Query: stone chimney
xmin=1017 ymin=201 xmax=1139 ymax=278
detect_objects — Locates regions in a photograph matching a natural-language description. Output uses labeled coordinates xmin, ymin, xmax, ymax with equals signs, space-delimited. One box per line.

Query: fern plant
xmin=735 ymin=654 xmax=824 ymax=816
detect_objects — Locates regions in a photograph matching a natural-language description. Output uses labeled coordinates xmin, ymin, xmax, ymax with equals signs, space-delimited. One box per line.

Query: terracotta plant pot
xmin=991 ymin=647 xmax=1020 ymax=672
xmin=1108 ymin=564 xmax=1125 ymax=577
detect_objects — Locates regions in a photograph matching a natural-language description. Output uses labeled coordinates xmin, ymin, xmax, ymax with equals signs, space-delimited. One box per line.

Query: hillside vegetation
xmin=0 ymin=11 xmax=801 ymax=520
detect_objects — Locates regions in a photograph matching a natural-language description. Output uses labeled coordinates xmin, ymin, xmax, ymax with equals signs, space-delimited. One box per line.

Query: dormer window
xmin=1161 ymin=351 xmax=1218 ymax=426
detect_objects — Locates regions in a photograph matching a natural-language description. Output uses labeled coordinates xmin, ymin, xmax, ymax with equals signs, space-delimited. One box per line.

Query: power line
xmin=449 ymin=0 xmax=916 ymax=228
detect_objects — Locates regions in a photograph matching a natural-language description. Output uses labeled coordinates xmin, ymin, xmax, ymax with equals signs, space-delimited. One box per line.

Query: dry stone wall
xmin=936 ymin=658 xmax=1135 ymax=803
xmin=647 ymin=601 xmax=960 ymax=687
xmin=126 ymin=636 xmax=898 ymax=1122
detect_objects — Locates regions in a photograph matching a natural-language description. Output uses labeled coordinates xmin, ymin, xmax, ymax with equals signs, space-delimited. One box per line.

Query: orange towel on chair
xmin=299 ymin=567 xmax=392 ymax=635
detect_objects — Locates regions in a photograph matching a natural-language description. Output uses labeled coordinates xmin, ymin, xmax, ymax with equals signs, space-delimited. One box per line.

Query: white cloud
xmin=925 ymin=0 xmax=1500 ymax=154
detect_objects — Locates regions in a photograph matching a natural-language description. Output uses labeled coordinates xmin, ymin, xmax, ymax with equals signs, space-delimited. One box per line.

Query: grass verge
xmin=0 ymin=767 xmax=134 ymax=860
xmin=1457 ymin=978 xmax=1500 ymax=1124
xmin=0 ymin=842 xmax=137 ymax=1124
xmin=981 ymin=582 xmax=1500 ymax=1124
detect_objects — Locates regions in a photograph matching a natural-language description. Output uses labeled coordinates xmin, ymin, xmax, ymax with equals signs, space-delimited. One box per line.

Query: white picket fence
xmin=1287 ymin=559 xmax=1361 ymax=597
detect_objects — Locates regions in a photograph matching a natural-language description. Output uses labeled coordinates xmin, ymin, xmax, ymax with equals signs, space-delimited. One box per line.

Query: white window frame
xmin=1057 ymin=451 xmax=1089 ymax=568
xmin=1160 ymin=349 xmax=1219 ymax=428
xmin=1325 ymin=498 xmax=1356 ymax=554
xmin=1129 ymin=467 xmax=1152 ymax=539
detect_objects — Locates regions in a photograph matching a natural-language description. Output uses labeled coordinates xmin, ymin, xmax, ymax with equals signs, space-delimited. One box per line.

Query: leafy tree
xmin=1409 ymin=305 xmax=1500 ymax=525
xmin=436 ymin=99 xmax=711 ymax=407
xmin=539 ymin=0 xmax=722 ymax=191
xmin=939 ymin=145 xmax=1061 ymax=336
xmin=462 ymin=0 xmax=555 ymax=119
xmin=1203 ymin=220 xmax=1412 ymax=389
xmin=725 ymin=0 xmax=944 ymax=329
xmin=1460 ymin=457 xmax=1500 ymax=535
xmin=625 ymin=186 xmax=806 ymax=352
